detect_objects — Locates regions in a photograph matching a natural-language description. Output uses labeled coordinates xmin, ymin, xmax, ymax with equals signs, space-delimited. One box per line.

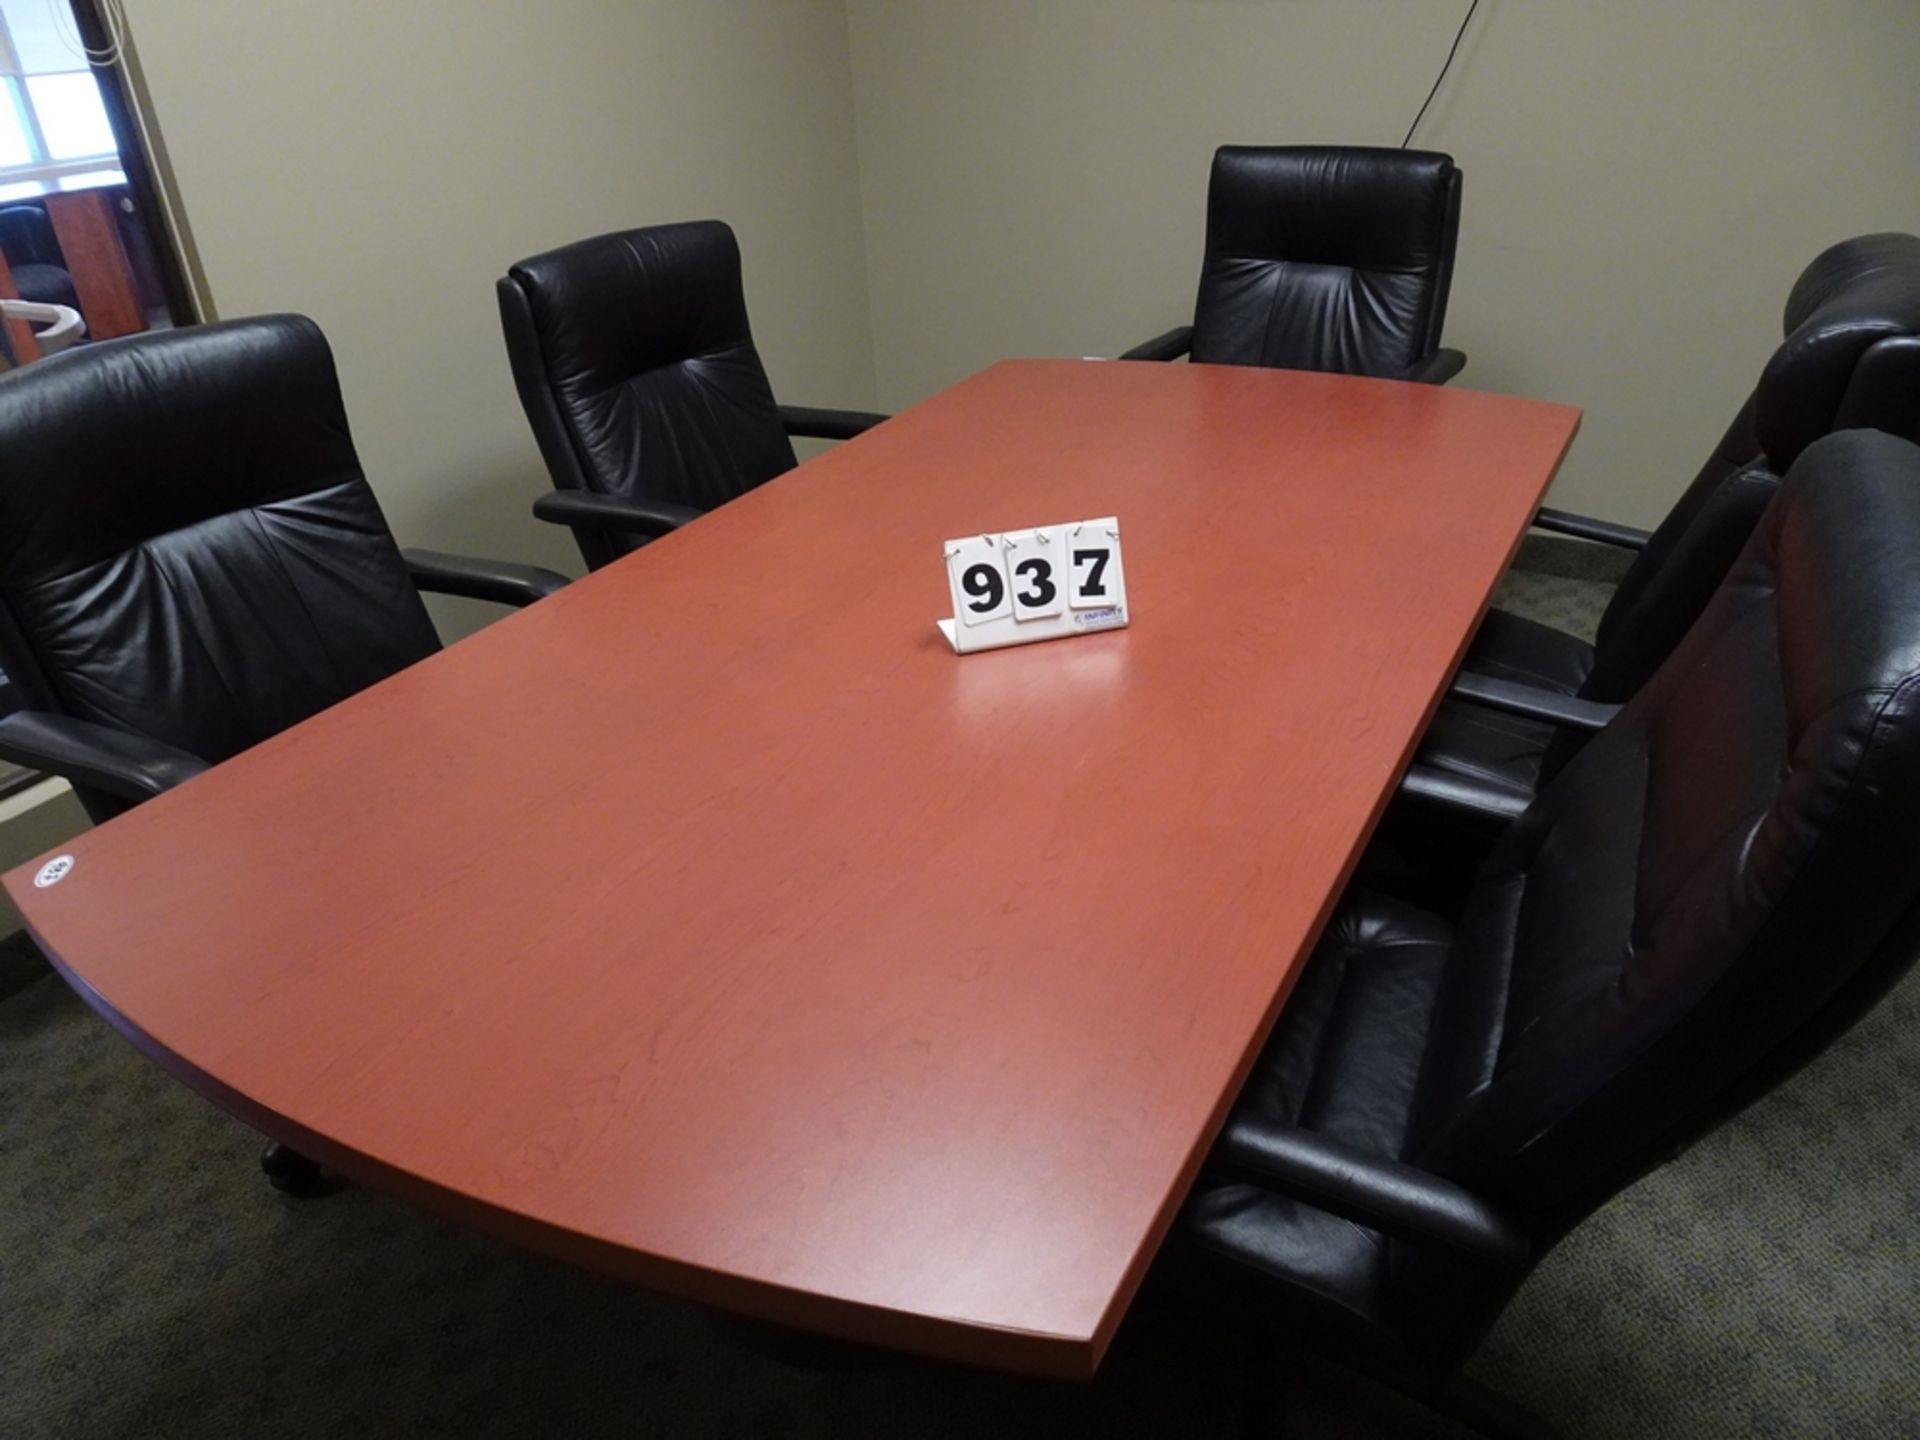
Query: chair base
xmin=259 ymin=1141 xmax=335 ymax=1198
xmin=710 ymin=1312 xmax=894 ymax=1373
xmin=1433 ymin=1374 xmax=1561 ymax=1440
xmin=1238 ymin=1329 xmax=1293 ymax=1439
xmin=1234 ymin=1327 xmax=1559 ymax=1440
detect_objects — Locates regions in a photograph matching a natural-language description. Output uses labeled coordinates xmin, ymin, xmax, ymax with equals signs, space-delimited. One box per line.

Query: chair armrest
xmin=1396 ymin=762 xmax=1529 ymax=828
xmin=1532 ymin=506 xmax=1653 ymax=550
xmin=1401 ymin=347 xmax=1466 ymax=385
xmin=0 ymin=298 xmax=85 ymax=353
xmin=1214 ymin=1119 xmax=1531 ymax=1270
xmin=0 ymin=711 xmax=209 ymax=804
xmin=1449 ymin=672 xmax=1619 ymax=733
xmin=778 ymin=404 xmax=889 ymax=441
xmin=1119 ymin=325 xmax=1194 ymax=362
xmin=532 ymin=491 xmax=702 ymax=540
xmin=402 ymin=549 xmax=569 ymax=609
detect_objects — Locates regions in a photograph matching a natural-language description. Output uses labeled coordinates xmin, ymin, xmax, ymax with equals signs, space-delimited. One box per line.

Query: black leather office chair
xmin=1123 ymin=145 xmax=1465 ymax=383
xmin=0 ymin=315 xmax=567 ymax=827
xmin=1407 ymin=232 xmax=1920 ymax=824
xmin=0 ymin=204 xmax=79 ymax=312
xmin=0 ymin=315 xmax=569 ymax=1192
xmin=498 ymin=220 xmax=889 ymax=571
xmin=1167 ymin=428 xmax=1920 ymax=1439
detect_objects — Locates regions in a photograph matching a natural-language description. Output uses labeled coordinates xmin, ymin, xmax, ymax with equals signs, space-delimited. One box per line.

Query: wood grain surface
xmin=4 ymin=360 xmax=1579 ymax=1377
xmin=42 ymin=188 xmax=145 ymax=341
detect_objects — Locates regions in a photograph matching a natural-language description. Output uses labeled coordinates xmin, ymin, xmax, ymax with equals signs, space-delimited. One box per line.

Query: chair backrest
xmin=1581 ymin=232 xmax=1920 ymax=708
xmin=497 ymin=220 xmax=797 ymax=570
xmin=1187 ymin=145 xmax=1461 ymax=378
xmin=0 ymin=315 xmax=440 ymax=779
xmin=0 ymin=204 xmax=62 ymax=268
xmin=1398 ymin=429 xmax=1920 ymax=1354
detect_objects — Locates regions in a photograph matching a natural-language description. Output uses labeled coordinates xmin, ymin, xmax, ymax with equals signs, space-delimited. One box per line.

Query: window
xmin=0 ymin=0 xmax=199 ymax=341
xmin=0 ymin=0 xmax=122 ymax=189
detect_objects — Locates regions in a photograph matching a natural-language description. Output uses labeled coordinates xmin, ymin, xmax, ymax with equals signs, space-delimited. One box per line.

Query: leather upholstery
xmin=1412 ymin=614 xmax=1591 ymax=813
xmin=1403 ymin=704 xmax=1551 ymax=821
xmin=1579 ymin=230 xmax=1920 ymax=703
xmin=1184 ymin=891 xmax=1451 ymax=1335
xmin=1784 ymin=230 xmax=1920 ymax=329
xmin=1762 ymin=231 xmax=1920 ymax=463
xmin=1179 ymin=428 xmax=1920 ymax=1374
xmin=1449 ymin=609 xmax=1591 ymax=696
xmin=0 ymin=316 xmax=442 ymax=806
xmin=1420 ymin=234 xmax=1920 ymax=812
xmin=499 ymin=220 xmax=798 ymax=569
xmin=1189 ymin=146 xmax=1461 ymax=379
xmin=0 ymin=205 xmax=78 ymax=311
xmin=0 ymin=708 xmax=208 ymax=803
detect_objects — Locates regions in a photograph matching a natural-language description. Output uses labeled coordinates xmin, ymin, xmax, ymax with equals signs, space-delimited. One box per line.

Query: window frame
xmin=0 ymin=0 xmax=119 ymax=188
xmin=2 ymin=0 xmax=201 ymax=327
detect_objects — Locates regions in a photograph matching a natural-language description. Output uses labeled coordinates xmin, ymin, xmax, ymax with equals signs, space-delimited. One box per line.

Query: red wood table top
xmin=4 ymin=360 xmax=1579 ymax=1378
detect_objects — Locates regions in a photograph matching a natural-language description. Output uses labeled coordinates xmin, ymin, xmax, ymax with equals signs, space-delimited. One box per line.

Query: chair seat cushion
xmin=1459 ymin=607 xmax=1594 ymax=694
xmin=1404 ymin=699 xmax=1553 ymax=823
xmin=7 ymin=262 xmax=78 ymax=312
xmin=1180 ymin=889 xmax=1450 ymax=1326
xmin=1400 ymin=611 xmax=1594 ymax=822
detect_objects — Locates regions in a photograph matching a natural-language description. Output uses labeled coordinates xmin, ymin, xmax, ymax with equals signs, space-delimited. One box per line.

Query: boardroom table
xmin=3 ymin=359 xmax=1580 ymax=1380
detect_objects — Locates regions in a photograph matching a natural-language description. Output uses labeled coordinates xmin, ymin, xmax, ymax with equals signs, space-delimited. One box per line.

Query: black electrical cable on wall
xmin=1402 ymin=0 xmax=1481 ymax=148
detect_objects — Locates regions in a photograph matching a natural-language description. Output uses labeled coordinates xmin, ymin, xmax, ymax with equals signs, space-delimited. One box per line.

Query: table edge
xmin=24 ymin=919 xmax=1106 ymax=1379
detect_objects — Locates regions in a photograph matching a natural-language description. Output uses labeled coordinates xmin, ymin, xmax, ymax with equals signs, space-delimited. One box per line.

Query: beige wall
xmin=844 ymin=0 xmax=1920 ymax=525
xmin=109 ymin=1 xmax=1920 ymax=545
xmin=119 ymin=0 xmax=876 ymax=635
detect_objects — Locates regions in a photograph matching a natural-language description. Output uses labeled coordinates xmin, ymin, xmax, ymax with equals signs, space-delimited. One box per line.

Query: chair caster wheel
xmin=261 ymin=1141 xmax=328 ymax=1197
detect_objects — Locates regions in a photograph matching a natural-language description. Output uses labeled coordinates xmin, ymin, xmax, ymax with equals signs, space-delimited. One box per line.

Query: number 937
xmin=940 ymin=517 xmax=1128 ymax=654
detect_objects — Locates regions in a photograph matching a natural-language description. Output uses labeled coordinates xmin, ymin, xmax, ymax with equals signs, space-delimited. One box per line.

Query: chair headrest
xmin=0 ymin=314 xmax=359 ymax=582
xmin=502 ymin=219 xmax=753 ymax=384
xmin=1205 ymin=145 xmax=1458 ymax=272
xmin=1783 ymin=232 xmax=1920 ymax=332
xmin=1757 ymin=233 xmax=1920 ymax=467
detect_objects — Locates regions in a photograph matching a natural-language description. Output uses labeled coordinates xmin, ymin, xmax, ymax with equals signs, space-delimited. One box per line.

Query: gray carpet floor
xmin=2 ymin=540 xmax=1915 ymax=1439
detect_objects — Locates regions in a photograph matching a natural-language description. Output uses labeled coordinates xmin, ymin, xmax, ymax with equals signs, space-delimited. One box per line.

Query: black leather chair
xmin=1408 ymin=232 xmax=1920 ymax=824
xmin=498 ymin=220 xmax=888 ymax=571
xmin=1122 ymin=145 xmax=1465 ymax=383
xmin=0 ymin=314 xmax=569 ymax=1193
xmin=0 ymin=315 xmax=569 ymax=831
xmin=0 ymin=204 xmax=80 ymax=311
xmin=1167 ymin=428 xmax=1920 ymax=1439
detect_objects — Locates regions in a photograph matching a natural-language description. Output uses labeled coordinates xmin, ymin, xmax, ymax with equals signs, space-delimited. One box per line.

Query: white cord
xmin=44 ymin=0 xmax=126 ymax=68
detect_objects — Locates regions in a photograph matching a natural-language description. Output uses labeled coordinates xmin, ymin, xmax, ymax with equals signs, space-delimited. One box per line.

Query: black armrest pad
xmin=1119 ymin=326 xmax=1194 ymax=362
xmin=402 ymin=549 xmax=569 ymax=609
xmin=1396 ymin=762 xmax=1530 ymax=828
xmin=1449 ymin=672 xmax=1619 ymax=733
xmin=1214 ymin=1119 xmax=1531 ymax=1269
xmin=778 ymin=404 xmax=889 ymax=441
xmin=0 ymin=711 xmax=208 ymax=804
xmin=532 ymin=490 xmax=702 ymax=539
xmin=1533 ymin=506 xmax=1653 ymax=550
xmin=1402 ymin=348 xmax=1467 ymax=385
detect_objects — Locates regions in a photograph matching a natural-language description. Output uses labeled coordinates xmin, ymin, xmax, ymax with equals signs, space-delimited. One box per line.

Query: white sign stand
xmin=937 ymin=516 xmax=1129 ymax=655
